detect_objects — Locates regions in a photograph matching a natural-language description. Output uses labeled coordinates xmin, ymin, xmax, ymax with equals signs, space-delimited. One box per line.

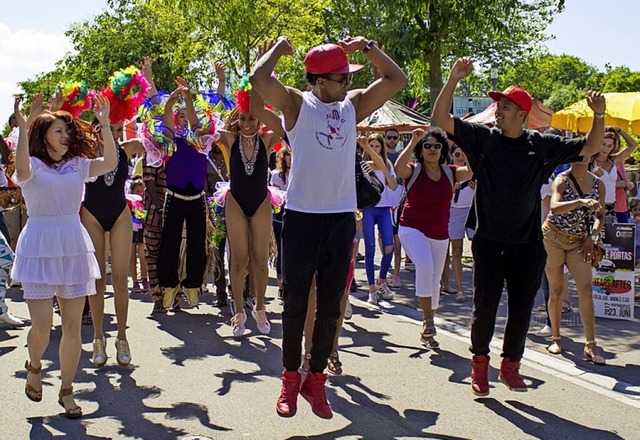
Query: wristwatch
xmin=589 ymin=233 xmax=598 ymax=242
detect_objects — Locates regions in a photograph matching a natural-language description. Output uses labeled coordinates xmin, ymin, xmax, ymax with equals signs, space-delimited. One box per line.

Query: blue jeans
xmin=362 ymin=206 xmax=394 ymax=285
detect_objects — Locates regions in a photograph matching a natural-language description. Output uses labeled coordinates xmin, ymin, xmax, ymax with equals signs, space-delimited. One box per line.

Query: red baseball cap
xmin=304 ymin=43 xmax=364 ymax=75
xmin=489 ymin=85 xmax=533 ymax=115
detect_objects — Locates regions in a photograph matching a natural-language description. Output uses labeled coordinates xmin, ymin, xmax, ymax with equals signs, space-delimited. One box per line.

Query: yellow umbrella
xmin=551 ymin=92 xmax=640 ymax=135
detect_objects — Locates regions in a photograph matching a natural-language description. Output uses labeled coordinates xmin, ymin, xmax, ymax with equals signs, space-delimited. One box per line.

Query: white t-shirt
xmin=373 ymin=167 xmax=400 ymax=208
xmin=285 ymin=91 xmax=356 ymax=213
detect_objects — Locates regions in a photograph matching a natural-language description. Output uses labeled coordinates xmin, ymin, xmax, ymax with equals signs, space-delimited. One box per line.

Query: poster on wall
xmin=591 ymin=223 xmax=635 ymax=320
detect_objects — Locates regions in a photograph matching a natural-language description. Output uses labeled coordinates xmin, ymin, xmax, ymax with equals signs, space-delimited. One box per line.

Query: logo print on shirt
xmin=316 ymin=109 xmax=347 ymax=150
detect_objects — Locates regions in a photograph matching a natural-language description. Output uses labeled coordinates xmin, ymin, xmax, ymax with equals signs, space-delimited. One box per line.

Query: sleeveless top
xmin=84 ymin=145 xmax=128 ymax=214
xmin=547 ymin=174 xmax=599 ymax=236
xmin=285 ymin=91 xmax=357 ymax=213
xmin=229 ymin=134 xmax=268 ymax=214
xmin=165 ymin=137 xmax=207 ymax=192
xmin=595 ymin=160 xmax=616 ymax=204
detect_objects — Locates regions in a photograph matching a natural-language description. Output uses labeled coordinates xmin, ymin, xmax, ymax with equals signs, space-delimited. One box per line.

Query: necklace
xmin=239 ymin=134 xmax=259 ymax=176
xmin=103 ymin=146 xmax=120 ymax=186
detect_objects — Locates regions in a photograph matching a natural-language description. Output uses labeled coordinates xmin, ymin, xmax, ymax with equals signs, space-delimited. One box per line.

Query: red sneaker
xmin=276 ymin=370 xmax=301 ymax=417
xmin=471 ymin=355 xmax=490 ymax=396
xmin=300 ymin=372 xmax=333 ymax=419
xmin=499 ymin=357 xmax=528 ymax=392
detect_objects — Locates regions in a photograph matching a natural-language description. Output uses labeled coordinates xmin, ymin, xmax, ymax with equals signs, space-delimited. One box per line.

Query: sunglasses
xmin=422 ymin=142 xmax=442 ymax=150
xmin=321 ymin=73 xmax=353 ymax=88
xmin=453 ymin=152 xmax=462 ymax=157
xmin=385 ymin=135 xmax=398 ymax=140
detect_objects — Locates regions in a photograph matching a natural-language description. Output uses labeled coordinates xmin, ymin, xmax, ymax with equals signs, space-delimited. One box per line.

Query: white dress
xmin=12 ymin=157 xmax=100 ymax=299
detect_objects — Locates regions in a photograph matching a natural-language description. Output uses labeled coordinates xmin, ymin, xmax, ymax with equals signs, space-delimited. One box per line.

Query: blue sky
xmin=0 ymin=0 xmax=638 ymax=121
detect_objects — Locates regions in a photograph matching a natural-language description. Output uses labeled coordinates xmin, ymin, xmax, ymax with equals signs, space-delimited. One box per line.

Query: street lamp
xmin=490 ymin=64 xmax=498 ymax=92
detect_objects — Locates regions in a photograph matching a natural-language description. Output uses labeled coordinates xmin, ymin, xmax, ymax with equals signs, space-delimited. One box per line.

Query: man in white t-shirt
xmin=251 ymin=36 xmax=406 ymax=419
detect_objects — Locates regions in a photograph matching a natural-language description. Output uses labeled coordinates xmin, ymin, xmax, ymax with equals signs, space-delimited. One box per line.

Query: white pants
xmin=398 ymin=226 xmax=449 ymax=308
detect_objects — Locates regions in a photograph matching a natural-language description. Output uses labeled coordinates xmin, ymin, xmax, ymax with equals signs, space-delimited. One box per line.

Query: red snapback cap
xmin=489 ymin=85 xmax=533 ymax=115
xmin=304 ymin=43 xmax=364 ymax=75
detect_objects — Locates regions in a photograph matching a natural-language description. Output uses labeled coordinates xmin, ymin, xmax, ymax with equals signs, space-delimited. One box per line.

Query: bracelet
xmin=594 ymin=113 xmax=605 ymax=119
xmin=363 ymin=39 xmax=376 ymax=54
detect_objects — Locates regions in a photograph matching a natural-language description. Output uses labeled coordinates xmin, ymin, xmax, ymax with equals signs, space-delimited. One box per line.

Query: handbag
xmin=355 ymin=153 xmax=383 ymax=209
xmin=567 ymin=173 xmax=605 ymax=267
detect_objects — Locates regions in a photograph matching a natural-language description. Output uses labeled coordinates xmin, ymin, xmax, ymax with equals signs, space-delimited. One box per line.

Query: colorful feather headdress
xmin=57 ymin=81 xmax=96 ymax=117
xmin=101 ymin=66 xmax=150 ymax=123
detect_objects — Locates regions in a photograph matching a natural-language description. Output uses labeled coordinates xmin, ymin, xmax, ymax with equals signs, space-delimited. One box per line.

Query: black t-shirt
xmin=452 ymin=118 xmax=585 ymax=243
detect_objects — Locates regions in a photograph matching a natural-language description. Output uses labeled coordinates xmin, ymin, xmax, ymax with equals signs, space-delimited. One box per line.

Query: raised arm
xmin=358 ymin=134 xmax=397 ymax=190
xmin=89 ymin=95 xmax=118 ymax=178
xmin=13 ymin=97 xmax=35 ymax=182
xmin=251 ymin=88 xmax=285 ymax=140
xmin=163 ymin=87 xmax=183 ymax=136
xmin=341 ymin=37 xmax=408 ymax=123
xmin=394 ymin=128 xmax=424 ymax=180
xmin=431 ymin=57 xmax=474 ymax=136
xmin=611 ymin=127 xmax=638 ymax=163
xmin=250 ymin=37 xmax=302 ymax=131
xmin=142 ymin=56 xmax=159 ymax=97
xmin=579 ymin=91 xmax=606 ymax=157
xmin=215 ymin=62 xmax=226 ymax=96
xmin=175 ymin=77 xmax=199 ymax=128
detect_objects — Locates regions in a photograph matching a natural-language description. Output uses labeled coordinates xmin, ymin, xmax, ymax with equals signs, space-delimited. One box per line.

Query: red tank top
xmin=400 ymin=163 xmax=456 ymax=240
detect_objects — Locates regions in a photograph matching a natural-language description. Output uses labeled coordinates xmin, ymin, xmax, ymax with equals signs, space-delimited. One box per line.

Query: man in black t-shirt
xmin=432 ymin=57 xmax=606 ymax=396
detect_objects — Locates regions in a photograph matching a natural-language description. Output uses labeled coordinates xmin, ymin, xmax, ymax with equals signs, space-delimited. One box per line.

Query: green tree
xmin=600 ymin=65 xmax=640 ymax=93
xmin=322 ymin=0 xmax=564 ymax=111
xmin=497 ymin=54 xmax=601 ymax=111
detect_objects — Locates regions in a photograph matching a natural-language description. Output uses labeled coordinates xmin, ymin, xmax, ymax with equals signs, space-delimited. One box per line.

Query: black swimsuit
xmin=83 ymin=145 xmax=129 ymax=231
xmin=229 ymin=135 xmax=268 ymax=218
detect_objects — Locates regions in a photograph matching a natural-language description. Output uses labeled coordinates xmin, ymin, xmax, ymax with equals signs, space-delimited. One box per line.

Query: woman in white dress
xmin=13 ymin=94 xmax=116 ymax=419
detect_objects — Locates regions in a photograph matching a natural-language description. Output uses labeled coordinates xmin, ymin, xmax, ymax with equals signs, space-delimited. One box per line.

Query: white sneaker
xmin=251 ymin=308 xmax=271 ymax=334
xmin=344 ymin=299 xmax=353 ymax=320
xmin=367 ymin=292 xmax=378 ymax=305
xmin=376 ymin=283 xmax=394 ymax=300
xmin=0 ymin=311 xmax=24 ymax=327
xmin=536 ymin=324 xmax=553 ymax=337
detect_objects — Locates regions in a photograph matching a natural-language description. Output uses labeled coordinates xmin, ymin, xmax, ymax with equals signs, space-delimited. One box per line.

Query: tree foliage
xmin=322 ymin=0 xmax=564 ymax=111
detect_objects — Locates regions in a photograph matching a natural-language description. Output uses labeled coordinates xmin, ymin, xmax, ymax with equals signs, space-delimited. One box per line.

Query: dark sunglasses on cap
xmin=422 ymin=141 xmax=442 ymax=150
xmin=453 ymin=151 xmax=462 ymax=157
xmin=385 ymin=135 xmax=398 ymax=140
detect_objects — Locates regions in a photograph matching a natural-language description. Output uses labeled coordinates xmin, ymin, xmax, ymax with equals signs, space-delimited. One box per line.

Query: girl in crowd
xmin=215 ymin=84 xmax=283 ymax=337
xmin=395 ymin=128 xmax=471 ymax=348
xmin=81 ymin=67 xmax=149 ymax=368
xmin=441 ymin=143 xmax=474 ymax=303
xmin=357 ymin=133 xmax=398 ymax=305
xmin=270 ymin=146 xmax=291 ymax=299
xmin=14 ymin=94 xmax=116 ymax=419
xmin=543 ymin=156 xmax=606 ymax=364
xmin=128 ymin=178 xmax=149 ymax=293
xmin=592 ymin=126 xmax=637 ymax=221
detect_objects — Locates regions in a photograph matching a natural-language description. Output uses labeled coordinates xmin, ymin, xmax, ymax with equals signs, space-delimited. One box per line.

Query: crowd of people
xmin=2 ymin=34 xmax=634 ymax=420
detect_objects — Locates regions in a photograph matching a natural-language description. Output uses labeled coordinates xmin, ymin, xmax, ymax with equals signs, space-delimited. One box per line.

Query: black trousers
xmin=470 ymin=235 xmax=546 ymax=361
xmin=281 ymin=210 xmax=355 ymax=373
xmin=158 ymin=191 xmax=207 ymax=289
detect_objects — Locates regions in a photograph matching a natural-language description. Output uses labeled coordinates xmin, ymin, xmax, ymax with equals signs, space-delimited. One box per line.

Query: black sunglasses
xmin=385 ymin=135 xmax=398 ymax=140
xmin=453 ymin=151 xmax=462 ymax=157
xmin=321 ymin=73 xmax=353 ymax=88
xmin=422 ymin=142 xmax=442 ymax=150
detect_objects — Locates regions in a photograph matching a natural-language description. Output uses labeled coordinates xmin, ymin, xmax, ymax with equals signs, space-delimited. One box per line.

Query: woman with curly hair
xmin=13 ymin=94 xmax=116 ymax=419
xmin=395 ymin=127 xmax=471 ymax=348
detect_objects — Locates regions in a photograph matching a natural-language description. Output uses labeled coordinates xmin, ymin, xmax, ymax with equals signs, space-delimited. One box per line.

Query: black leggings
xmin=470 ymin=235 xmax=546 ymax=361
